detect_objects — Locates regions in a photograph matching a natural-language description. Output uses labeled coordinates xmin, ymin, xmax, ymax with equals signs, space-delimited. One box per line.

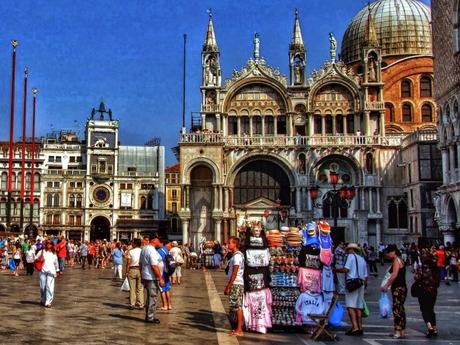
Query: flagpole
xmin=6 ymin=40 xmax=18 ymax=231
xmin=29 ymin=88 xmax=38 ymax=229
xmin=20 ymin=67 xmax=28 ymax=233
xmin=181 ymin=33 xmax=187 ymax=133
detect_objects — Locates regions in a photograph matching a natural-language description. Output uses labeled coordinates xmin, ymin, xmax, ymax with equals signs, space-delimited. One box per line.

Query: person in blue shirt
xmin=157 ymin=243 xmax=172 ymax=310
xmin=112 ymin=242 xmax=124 ymax=281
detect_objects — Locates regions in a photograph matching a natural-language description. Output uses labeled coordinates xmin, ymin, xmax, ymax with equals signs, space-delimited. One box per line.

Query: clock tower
xmin=84 ymin=102 xmax=119 ymax=241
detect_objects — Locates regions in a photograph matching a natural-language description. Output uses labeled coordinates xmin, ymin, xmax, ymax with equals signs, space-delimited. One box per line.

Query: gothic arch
xmin=183 ymin=157 xmax=220 ymax=185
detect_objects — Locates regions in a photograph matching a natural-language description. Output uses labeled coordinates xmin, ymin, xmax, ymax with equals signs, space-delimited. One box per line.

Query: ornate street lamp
xmin=309 ymin=171 xmax=356 ymax=235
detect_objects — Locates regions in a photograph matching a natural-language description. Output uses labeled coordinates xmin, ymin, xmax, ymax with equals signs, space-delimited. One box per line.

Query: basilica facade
xmin=178 ymin=0 xmax=439 ymax=249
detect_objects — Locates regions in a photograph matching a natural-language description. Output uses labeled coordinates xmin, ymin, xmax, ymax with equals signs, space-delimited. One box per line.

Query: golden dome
xmin=341 ymin=0 xmax=432 ymax=64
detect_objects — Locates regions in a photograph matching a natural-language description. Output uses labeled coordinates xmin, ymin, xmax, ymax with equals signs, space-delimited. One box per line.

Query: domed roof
xmin=341 ymin=0 xmax=432 ymax=64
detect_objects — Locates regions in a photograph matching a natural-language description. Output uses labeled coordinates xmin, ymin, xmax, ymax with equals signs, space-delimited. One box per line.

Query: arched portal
xmin=234 ymin=160 xmax=291 ymax=206
xmin=231 ymin=158 xmax=293 ymax=230
xmin=90 ymin=216 xmax=111 ymax=241
xmin=190 ymin=165 xmax=214 ymax=247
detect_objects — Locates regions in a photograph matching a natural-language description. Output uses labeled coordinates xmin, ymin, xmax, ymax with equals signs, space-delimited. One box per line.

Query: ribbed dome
xmin=341 ymin=0 xmax=432 ymax=64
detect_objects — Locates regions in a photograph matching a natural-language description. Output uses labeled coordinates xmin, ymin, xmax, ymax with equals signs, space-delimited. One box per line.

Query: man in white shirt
xmin=126 ymin=238 xmax=144 ymax=309
xmin=337 ymin=243 xmax=368 ymax=336
xmin=224 ymin=236 xmax=244 ymax=337
xmin=140 ymin=234 xmax=164 ymax=324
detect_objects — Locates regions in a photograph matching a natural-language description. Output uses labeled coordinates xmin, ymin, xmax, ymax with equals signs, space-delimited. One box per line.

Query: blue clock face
xmin=93 ymin=186 xmax=110 ymax=203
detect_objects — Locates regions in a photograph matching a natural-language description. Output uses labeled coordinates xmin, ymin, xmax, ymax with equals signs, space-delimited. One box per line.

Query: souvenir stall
xmin=241 ymin=222 xmax=273 ymax=334
xmin=238 ymin=220 xmax=337 ymax=334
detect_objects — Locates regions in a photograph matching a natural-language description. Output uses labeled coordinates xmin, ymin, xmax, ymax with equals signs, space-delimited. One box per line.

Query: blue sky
xmin=0 ymin=0 xmax=430 ymax=165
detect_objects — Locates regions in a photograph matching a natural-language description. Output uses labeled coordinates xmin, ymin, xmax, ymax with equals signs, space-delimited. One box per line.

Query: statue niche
xmin=204 ymin=54 xmax=219 ymax=86
xmin=367 ymin=53 xmax=378 ymax=82
xmin=293 ymin=55 xmax=304 ymax=85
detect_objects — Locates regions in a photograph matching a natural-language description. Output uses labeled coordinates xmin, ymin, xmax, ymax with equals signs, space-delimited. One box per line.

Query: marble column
xmin=215 ymin=220 xmax=222 ymax=242
xmin=296 ymin=187 xmax=301 ymax=214
xmin=442 ymin=149 xmax=449 ymax=185
xmin=450 ymin=146 xmax=456 ymax=182
xmin=379 ymin=111 xmax=385 ymax=136
xmin=364 ymin=111 xmax=370 ymax=136
xmin=216 ymin=114 xmax=221 ymax=133
xmin=219 ymin=186 xmax=223 ymax=211
xmin=321 ymin=116 xmax=326 ymax=136
xmin=309 ymin=114 xmax=314 ymax=136
xmin=237 ymin=117 xmax=241 ymax=136
xmin=182 ymin=220 xmax=189 ymax=244
xmin=343 ymin=116 xmax=347 ymax=135
xmin=213 ymin=186 xmax=219 ymax=211
xmin=368 ymin=189 xmax=373 ymax=213
xmin=201 ymin=113 xmax=206 ymax=130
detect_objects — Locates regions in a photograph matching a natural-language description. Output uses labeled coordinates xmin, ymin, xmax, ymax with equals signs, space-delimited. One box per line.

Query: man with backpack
xmin=156 ymin=240 xmax=175 ymax=311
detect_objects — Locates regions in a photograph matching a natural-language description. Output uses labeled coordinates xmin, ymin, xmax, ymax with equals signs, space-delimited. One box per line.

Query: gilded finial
xmin=295 ymin=8 xmax=298 ymax=17
xmin=24 ymin=67 xmax=28 ymax=77
xmin=32 ymin=87 xmax=38 ymax=95
xmin=11 ymin=39 xmax=18 ymax=49
xmin=207 ymin=8 xmax=212 ymax=18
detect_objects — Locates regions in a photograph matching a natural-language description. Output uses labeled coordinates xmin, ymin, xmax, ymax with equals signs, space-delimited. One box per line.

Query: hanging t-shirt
xmin=319 ymin=233 xmax=332 ymax=249
xmin=228 ymin=251 xmax=245 ymax=286
xmin=243 ymin=289 xmax=273 ymax=334
xmin=245 ymin=248 xmax=270 ymax=268
xmin=295 ymin=292 xmax=324 ymax=325
xmin=244 ymin=266 xmax=270 ymax=292
xmin=298 ymin=247 xmax=321 ymax=269
xmin=297 ymin=267 xmax=322 ymax=293
xmin=322 ymin=266 xmax=335 ymax=292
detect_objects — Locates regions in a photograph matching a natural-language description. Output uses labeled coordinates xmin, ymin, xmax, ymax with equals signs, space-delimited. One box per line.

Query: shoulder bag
xmin=346 ymin=254 xmax=364 ymax=292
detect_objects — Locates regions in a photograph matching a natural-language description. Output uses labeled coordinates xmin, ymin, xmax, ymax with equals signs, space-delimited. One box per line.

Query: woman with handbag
xmin=336 ymin=243 xmax=368 ymax=336
xmin=381 ymin=244 xmax=407 ymax=339
xmin=36 ymin=240 xmax=59 ymax=308
xmin=414 ymin=251 xmax=440 ymax=338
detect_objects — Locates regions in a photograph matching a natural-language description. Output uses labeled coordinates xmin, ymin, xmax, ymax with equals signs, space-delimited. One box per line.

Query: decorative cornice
xmin=224 ymin=57 xmax=288 ymax=89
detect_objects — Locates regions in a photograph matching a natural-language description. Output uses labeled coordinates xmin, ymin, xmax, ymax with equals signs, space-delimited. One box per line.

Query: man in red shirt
xmin=435 ymin=246 xmax=450 ymax=285
xmin=55 ymin=235 xmax=67 ymax=276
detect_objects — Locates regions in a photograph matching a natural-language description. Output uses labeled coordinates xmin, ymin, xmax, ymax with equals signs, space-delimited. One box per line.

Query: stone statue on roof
xmin=329 ymin=32 xmax=337 ymax=62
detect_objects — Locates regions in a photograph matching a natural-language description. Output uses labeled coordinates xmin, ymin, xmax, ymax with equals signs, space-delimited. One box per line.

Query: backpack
xmin=159 ymin=247 xmax=176 ymax=276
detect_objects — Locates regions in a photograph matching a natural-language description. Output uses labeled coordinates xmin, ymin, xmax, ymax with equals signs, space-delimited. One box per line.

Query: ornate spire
xmin=364 ymin=3 xmax=378 ymax=46
xmin=203 ymin=9 xmax=218 ymax=52
xmin=290 ymin=9 xmax=305 ymax=51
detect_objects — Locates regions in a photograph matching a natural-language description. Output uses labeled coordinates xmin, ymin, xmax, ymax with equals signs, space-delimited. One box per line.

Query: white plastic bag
xmin=120 ymin=277 xmax=130 ymax=292
xmin=379 ymin=292 xmax=391 ymax=318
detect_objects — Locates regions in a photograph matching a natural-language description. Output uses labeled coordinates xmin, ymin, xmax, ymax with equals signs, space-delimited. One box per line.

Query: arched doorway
xmin=232 ymin=159 xmax=292 ymax=230
xmin=25 ymin=224 xmax=38 ymax=239
xmin=190 ymin=165 xmax=214 ymax=248
xmin=90 ymin=216 xmax=111 ymax=241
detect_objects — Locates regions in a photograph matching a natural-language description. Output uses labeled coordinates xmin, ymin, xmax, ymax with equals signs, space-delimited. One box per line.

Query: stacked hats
xmin=267 ymin=230 xmax=284 ymax=247
xmin=286 ymin=228 xmax=302 ymax=247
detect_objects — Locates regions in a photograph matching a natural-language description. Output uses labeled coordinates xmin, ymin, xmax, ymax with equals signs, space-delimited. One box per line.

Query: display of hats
xmin=267 ymin=229 xmax=284 ymax=247
xmin=317 ymin=220 xmax=331 ymax=234
xmin=280 ymin=226 xmax=290 ymax=232
xmin=286 ymin=229 xmax=302 ymax=247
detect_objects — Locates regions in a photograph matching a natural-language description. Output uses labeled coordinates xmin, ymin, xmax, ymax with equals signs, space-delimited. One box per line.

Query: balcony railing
xmin=179 ymin=133 xmax=403 ymax=147
xmin=401 ymin=129 xmax=438 ymax=147
xmin=365 ymin=101 xmax=385 ymax=111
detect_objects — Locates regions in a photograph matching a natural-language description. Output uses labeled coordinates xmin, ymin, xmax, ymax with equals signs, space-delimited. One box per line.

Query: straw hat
xmin=346 ymin=243 xmax=360 ymax=251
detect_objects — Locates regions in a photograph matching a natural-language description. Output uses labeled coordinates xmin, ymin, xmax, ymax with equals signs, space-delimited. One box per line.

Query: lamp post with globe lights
xmin=309 ymin=170 xmax=355 ymax=232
